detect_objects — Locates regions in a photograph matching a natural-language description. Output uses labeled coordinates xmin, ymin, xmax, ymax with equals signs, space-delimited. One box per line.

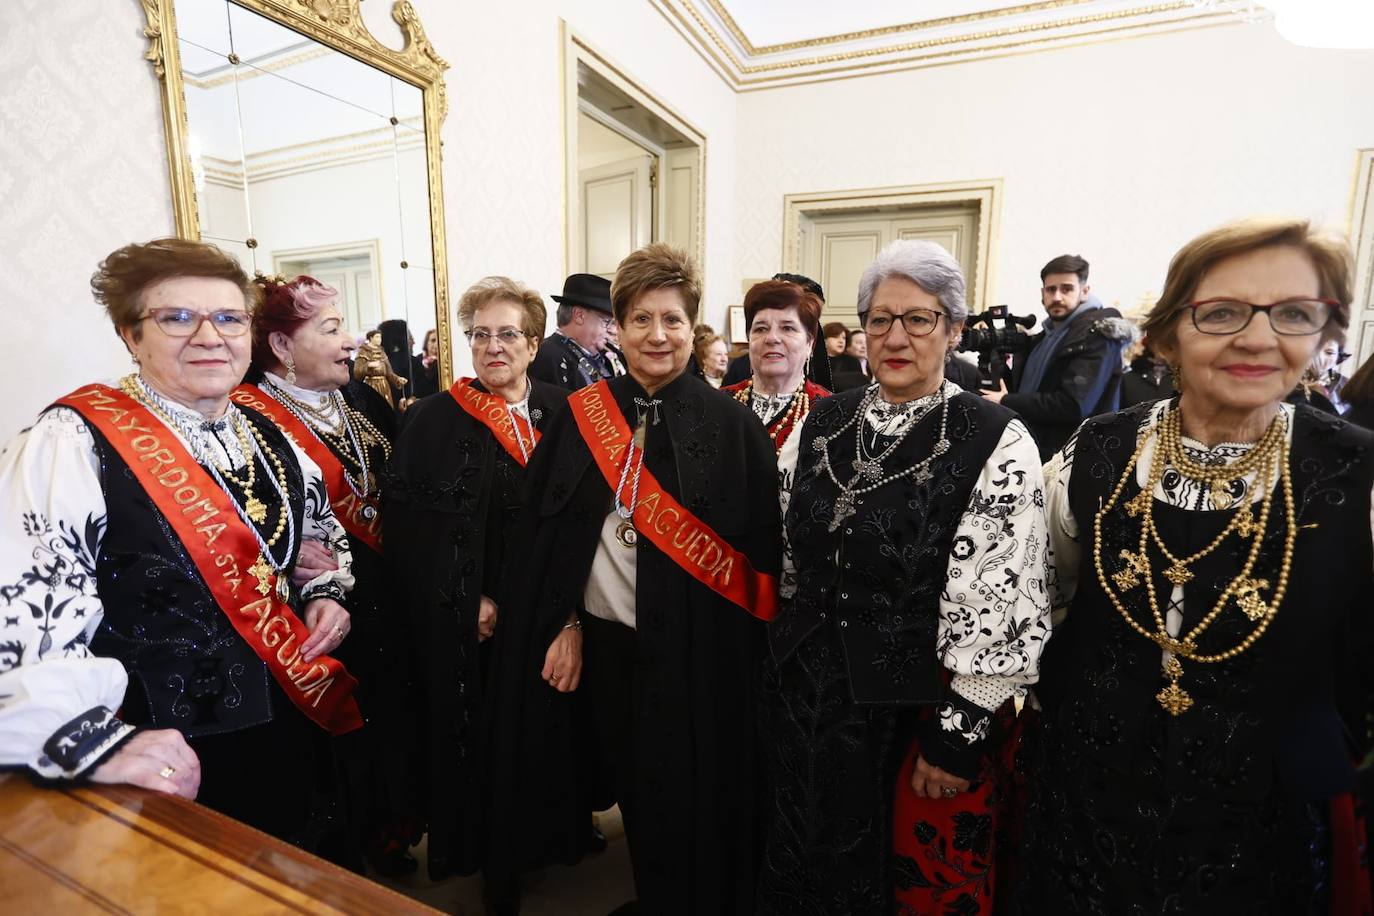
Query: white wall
xmin=0 ymin=0 xmax=736 ymax=431
xmin=734 ymin=23 xmax=1374 ymax=323
xmin=0 ymin=1 xmax=173 ymax=435
xmin=4 ymin=4 xmax=1372 ymax=438
xmin=415 ymin=0 xmax=739 ymax=376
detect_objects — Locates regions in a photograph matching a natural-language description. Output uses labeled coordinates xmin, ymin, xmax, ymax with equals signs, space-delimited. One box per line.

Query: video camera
xmin=957 ymin=305 xmax=1037 ymax=389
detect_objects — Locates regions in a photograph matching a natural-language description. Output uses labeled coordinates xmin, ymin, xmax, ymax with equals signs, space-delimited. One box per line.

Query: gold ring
xmin=159 ymin=766 xmax=176 ymax=780
xmin=940 ymin=786 xmax=957 ymax=798
xmin=332 ymin=625 xmax=343 ymax=637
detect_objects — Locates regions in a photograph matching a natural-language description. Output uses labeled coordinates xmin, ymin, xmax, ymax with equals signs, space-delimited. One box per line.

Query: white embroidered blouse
xmin=0 ymin=383 xmax=355 ymax=780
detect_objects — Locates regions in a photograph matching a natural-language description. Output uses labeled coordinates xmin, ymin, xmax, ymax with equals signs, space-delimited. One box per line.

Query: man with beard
xmin=983 ymin=253 xmax=1131 ymax=459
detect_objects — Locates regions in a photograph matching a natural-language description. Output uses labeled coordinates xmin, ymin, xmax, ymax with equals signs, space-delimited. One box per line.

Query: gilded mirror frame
xmin=140 ymin=0 xmax=454 ymax=388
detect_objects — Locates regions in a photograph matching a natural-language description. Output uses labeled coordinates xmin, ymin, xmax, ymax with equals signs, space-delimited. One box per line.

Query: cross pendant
xmin=249 ymin=555 xmax=274 ymax=597
xmin=829 ymin=493 xmax=856 ymax=533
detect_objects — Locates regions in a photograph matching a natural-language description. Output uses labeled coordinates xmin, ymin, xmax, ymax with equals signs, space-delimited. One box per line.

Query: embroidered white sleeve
xmin=1043 ymin=430 xmax=1080 ymax=618
xmin=0 ymin=658 xmax=136 ymax=778
xmin=0 ymin=409 xmax=134 ymax=777
xmin=284 ymin=439 xmax=356 ymax=594
xmin=938 ymin=419 xmax=1052 ymax=712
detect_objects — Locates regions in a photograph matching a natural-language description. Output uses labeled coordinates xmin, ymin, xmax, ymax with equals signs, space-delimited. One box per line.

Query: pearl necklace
xmin=122 ymin=375 xmax=296 ymax=601
xmin=812 ymin=383 xmax=951 ymax=532
xmin=263 ymin=379 xmax=388 ymax=501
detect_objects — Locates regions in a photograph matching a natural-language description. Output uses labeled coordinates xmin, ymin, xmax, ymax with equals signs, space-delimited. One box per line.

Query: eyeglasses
xmin=1185 ymin=298 xmax=1336 ymax=336
xmin=137 ymin=307 xmax=251 ymax=338
xmin=863 ymin=308 xmax=945 ymax=338
xmin=466 ymin=328 xmax=527 ymax=347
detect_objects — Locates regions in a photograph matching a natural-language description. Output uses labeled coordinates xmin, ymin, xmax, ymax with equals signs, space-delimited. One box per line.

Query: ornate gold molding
xmin=183 ymin=46 xmax=332 ymax=89
xmin=661 ymin=0 xmax=1253 ymax=89
xmin=705 ymin=0 xmax=1098 ymax=55
xmin=140 ymin=0 xmax=454 ymax=387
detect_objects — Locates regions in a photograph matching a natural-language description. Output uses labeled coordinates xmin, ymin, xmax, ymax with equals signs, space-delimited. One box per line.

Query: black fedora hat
xmin=551 ymin=273 xmax=613 ymax=315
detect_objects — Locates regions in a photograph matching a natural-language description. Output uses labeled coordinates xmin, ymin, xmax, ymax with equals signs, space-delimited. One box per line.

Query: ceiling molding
xmin=707 ymin=0 xmax=1100 ymax=55
xmin=651 ymin=0 xmax=1269 ymax=91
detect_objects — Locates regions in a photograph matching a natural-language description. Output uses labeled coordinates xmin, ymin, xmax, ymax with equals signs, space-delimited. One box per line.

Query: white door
xmin=581 ymin=155 xmax=654 ymax=280
xmin=801 ymin=204 xmax=980 ymax=326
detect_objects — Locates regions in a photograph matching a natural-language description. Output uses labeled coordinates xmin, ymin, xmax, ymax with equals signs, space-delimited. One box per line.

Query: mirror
xmin=143 ymin=0 xmax=452 ymax=399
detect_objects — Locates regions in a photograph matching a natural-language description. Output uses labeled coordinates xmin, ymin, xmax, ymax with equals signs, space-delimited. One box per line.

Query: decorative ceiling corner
xmin=651 ymin=0 xmax=1270 ymax=90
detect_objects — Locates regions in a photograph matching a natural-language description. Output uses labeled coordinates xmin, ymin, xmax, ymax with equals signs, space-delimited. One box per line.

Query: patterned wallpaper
xmin=0 ymin=0 xmax=175 ymax=435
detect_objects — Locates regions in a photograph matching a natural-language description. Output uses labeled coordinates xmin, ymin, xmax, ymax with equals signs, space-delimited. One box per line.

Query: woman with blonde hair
xmin=1022 ymin=217 xmax=1374 ymax=913
xmin=384 ymin=275 xmax=568 ymax=882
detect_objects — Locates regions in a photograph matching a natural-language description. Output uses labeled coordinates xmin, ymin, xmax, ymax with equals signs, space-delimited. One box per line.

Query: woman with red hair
xmin=239 ymin=274 xmax=420 ymax=875
xmin=722 ymin=279 xmax=831 ymax=599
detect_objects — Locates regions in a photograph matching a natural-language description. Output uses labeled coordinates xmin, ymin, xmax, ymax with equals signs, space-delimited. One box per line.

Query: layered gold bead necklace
xmin=122 ymin=374 xmax=295 ymax=601
xmin=733 ymin=379 xmax=810 ymax=456
xmin=265 ymin=380 xmax=390 ymax=500
xmin=1091 ymin=406 xmax=1296 ymax=715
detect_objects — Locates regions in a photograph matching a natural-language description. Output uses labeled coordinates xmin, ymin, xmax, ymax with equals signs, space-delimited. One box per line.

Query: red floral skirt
xmin=892 ymin=703 xmax=1026 ymax=916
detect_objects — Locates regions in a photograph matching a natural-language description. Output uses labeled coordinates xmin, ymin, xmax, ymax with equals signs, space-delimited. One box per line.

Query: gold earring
xmin=285 ymin=357 xmax=296 ymax=386
xmin=1168 ymin=363 xmax=1182 ymax=392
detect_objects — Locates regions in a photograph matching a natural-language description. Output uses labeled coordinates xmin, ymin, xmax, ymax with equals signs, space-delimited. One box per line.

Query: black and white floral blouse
xmin=0 ymin=385 xmax=354 ymax=780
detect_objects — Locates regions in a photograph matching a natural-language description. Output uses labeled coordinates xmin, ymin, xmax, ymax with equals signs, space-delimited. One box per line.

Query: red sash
xmin=569 ymin=381 xmax=779 ymax=622
xmin=230 ymin=384 xmax=382 ymax=555
xmin=448 ymin=378 xmax=540 ymax=467
xmin=56 ymin=384 xmax=363 ymax=736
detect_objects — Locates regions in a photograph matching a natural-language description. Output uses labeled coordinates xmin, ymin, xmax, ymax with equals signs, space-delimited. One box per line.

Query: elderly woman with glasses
xmin=1021 ymin=218 xmax=1374 ymax=914
xmin=383 ymin=276 xmax=568 ymax=883
xmin=758 ymin=240 xmax=1050 ymax=916
xmin=0 ymin=239 xmax=358 ymax=844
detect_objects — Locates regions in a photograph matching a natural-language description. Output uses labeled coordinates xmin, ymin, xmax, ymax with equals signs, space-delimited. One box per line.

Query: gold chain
xmin=121 ymin=375 xmax=290 ymax=547
xmin=734 ymin=379 xmax=810 ymax=455
xmin=1091 ymin=406 xmax=1298 ymax=715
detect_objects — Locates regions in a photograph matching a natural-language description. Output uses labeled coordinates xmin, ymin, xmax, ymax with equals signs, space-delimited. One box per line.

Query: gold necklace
xmin=121 ymin=376 xmax=290 ymax=546
xmin=267 ymin=381 xmax=390 ymax=494
xmin=1092 ymin=406 xmax=1297 ymax=715
xmin=734 ymin=379 xmax=810 ymax=456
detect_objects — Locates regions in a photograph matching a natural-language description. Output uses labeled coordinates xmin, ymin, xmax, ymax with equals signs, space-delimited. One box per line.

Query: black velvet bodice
xmin=772 ymin=387 xmax=1012 ymax=705
xmin=1048 ymin=402 xmax=1374 ymax=804
xmin=87 ymin=407 xmax=305 ymax=737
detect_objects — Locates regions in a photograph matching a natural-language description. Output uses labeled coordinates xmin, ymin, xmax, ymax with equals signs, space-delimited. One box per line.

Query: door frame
xmin=782 ymin=179 xmax=1003 ymax=313
xmin=1348 ymin=148 xmax=1374 ymax=367
xmin=562 ymin=22 xmax=707 ymax=281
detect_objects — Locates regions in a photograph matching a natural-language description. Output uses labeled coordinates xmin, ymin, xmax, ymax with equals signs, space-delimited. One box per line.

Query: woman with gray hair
xmin=758 ymin=239 xmax=1051 ymax=915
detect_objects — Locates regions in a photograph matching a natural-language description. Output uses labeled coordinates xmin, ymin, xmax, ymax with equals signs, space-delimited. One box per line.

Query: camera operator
xmin=983 ymin=254 xmax=1132 ymax=460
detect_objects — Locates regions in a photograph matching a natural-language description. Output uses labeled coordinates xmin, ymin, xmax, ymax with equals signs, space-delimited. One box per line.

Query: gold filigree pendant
xmin=1163 ymin=563 xmax=1193 ymax=587
xmin=1234 ymin=510 xmax=1260 ymax=539
xmin=1124 ymin=490 xmax=1151 ymax=518
xmin=1234 ymin=576 xmax=1272 ymax=622
xmin=1112 ymin=549 xmax=1150 ymax=591
xmin=249 ymin=555 xmax=274 ymax=597
xmin=1157 ymin=656 xmax=1193 ymax=715
xmin=1210 ymin=488 xmax=1234 ymax=511
xmin=244 ymin=495 xmax=268 ymax=525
